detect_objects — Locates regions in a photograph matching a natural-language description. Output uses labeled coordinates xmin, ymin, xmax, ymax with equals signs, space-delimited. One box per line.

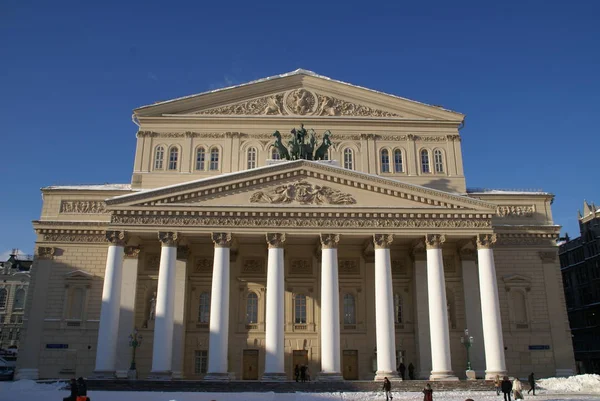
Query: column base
xmin=465 ymin=370 xmax=477 ymax=380
xmin=374 ymin=371 xmax=401 ymax=381
xmin=555 ymin=368 xmax=575 ymax=377
xmin=92 ymin=370 xmax=116 ymax=379
xmin=204 ymin=372 xmax=232 ymax=381
xmin=261 ymin=372 xmax=288 ymax=381
xmin=484 ymin=370 xmax=507 ymax=380
xmin=318 ymin=372 xmax=344 ymax=381
xmin=147 ymin=370 xmax=172 ymax=380
xmin=15 ymin=368 xmax=39 ymax=380
xmin=429 ymin=371 xmax=459 ymax=381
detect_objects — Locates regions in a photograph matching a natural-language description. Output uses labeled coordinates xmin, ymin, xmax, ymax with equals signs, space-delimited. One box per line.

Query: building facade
xmin=559 ymin=202 xmax=600 ymax=374
xmin=16 ymin=70 xmax=575 ymax=381
xmin=0 ymin=251 xmax=32 ymax=351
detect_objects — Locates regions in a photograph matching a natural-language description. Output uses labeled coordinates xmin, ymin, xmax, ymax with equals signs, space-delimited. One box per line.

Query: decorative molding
xmin=315 ymin=93 xmax=401 ymax=117
xmin=60 ymin=200 xmax=108 ymax=214
xmin=158 ymin=231 xmax=178 ymax=247
xmin=446 ymin=134 xmax=461 ymax=142
xmin=412 ymin=135 xmax=448 ymax=142
xmin=145 ymin=254 xmax=160 ymax=271
xmin=211 ymin=232 xmax=232 ymax=248
xmin=496 ymin=233 xmax=558 ymax=246
xmin=425 ymin=234 xmax=446 ymax=249
xmin=476 ymin=233 xmax=497 ymax=249
xmin=265 ymin=233 xmax=286 ymax=248
xmin=250 ymin=181 xmax=356 ymax=205
xmin=124 ymin=246 xmax=141 ymax=259
xmin=36 ymin=247 xmax=55 ymax=260
xmin=443 ymin=256 xmax=456 ymax=273
xmin=496 ymin=205 xmax=535 ymax=218
xmin=373 ymin=234 xmax=394 ymax=249
xmin=339 ymin=259 xmax=360 ymax=275
xmin=375 ymin=134 xmax=409 ymax=141
xmin=539 ymin=251 xmax=557 ymax=263
xmin=41 ymin=231 xmax=106 ymax=243
xmin=242 ymin=258 xmax=265 ymax=275
xmin=320 ymin=234 xmax=340 ymax=249
xmin=290 ymin=259 xmax=312 ymax=275
xmin=106 ymin=230 xmax=126 ymax=246
xmin=194 ymin=257 xmax=212 ymax=274
xmin=391 ymin=259 xmax=407 ymax=275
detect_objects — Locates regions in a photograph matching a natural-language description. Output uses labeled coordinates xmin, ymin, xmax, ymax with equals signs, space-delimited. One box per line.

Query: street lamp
xmin=460 ymin=328 xmax=474 ymax=371
xmin=128 ymin=328 xmax=143 ymax=371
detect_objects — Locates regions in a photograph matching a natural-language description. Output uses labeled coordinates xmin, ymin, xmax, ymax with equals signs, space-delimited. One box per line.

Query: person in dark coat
xmin=294 ymin=365 xmax=300 ymax=382
xmin=77 ymin=377 xmax=88 ymax=400
xmin=382 ymin=377 xmax=393 ymax=400
xmin=398 ymin=362 xmax=406 ymax=380
xmin=501 ymin=376 xmax=513 ymax=401
xmin=408 ymin=362 xmax=415 ymax=380
xmin=300 ymin=365 xmax=307 ymax=382
xmin=422 ymin=383 xmax=433 ymax=401
xmin=63 ymin=378 xmax=78 ymax=401
xmin=527 ymin=372 xmax=536 ymax=395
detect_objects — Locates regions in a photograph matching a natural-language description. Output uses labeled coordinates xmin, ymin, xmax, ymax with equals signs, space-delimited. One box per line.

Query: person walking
xmin=398 ymin=362 xmax=406 ymax=380
xmin=294 ymin=364 xmax=300 ymax=382
xmin=527 ymin=372 xmax=536 ymax=395
xmin=76 ymin=377 xmax=88 ymax=401
xmin=300 ymin=364 xmax=306 ymax=382
xmin=501 ymin=376 xmax=513 ymax=401
xmin=383 ymin=377 xmax=393 ymax=400
xmin=408 ymin=363 xmax=415 ymax=380
xmin=423 ymin=383 xmax=433 ymax=401
xmin=494 ymin=375 xmax=501 ymax=395
xmin=63 ymin=378 xmax=78 ymax=401
xmin=513 ymin=377 xmax=524 ymax=400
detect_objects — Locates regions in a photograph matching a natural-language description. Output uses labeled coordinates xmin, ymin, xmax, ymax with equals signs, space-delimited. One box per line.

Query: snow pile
xmin=537 ymin=374 xmax=600 ymax=393
xmin=4 ymin=379 xmax=65 ymax=392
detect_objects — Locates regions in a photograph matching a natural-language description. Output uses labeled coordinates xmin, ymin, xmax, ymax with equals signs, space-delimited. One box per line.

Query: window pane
xmin=194 ymin=350 xmax=208 ymax=374
xmin=421 ymin=150 xmax=430 ymax=173
xmin=343 ymin=148 xmax=354 ymax=170
xmin=434 ymin=150 xmax=444 ymax=173
xmin=381 ymin=149 xmax=390 ymax=173
xmin=196 ymin=148 xmax=206 ymax=170
xmin=154 ymin=146 xmax=164 ymax=170
xmin=210 ymin=148 xmax=219 ymax=170
xmin=247 ymin=147 xmax=257 ymax=169
xmin=294 ymin=294 xmax=306 ymax=324
xmin=394 ymin=150 xmax=403 ymax=173
xmin=199 ymin=292 xmax=211 ymax=323
xmin=0 ymin=289 xmax=7 ymax=309
xmin=168 ymin=147 xmax=179 ymax=170
xmin=246 ymin=292 xmax=258 ymax=324
xmin=13 ymin=289 xmax=25 ymax=311
xmin=343 ymin=293 xmax=356 ymax=324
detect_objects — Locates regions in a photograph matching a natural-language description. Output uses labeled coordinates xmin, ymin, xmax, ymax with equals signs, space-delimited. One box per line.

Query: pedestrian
xmin=300 ymin=364 xmax=306 ymax=382
xmin=305 ymin=365 xmax=311 ymax=382
xmin=494 ymin=374 xmax=501 ymax=395
xmin=513 ymin=377 xmax=524 ymax=400
xmin=294 ymin=364 xmax=299 ymax=382
xmin=527 ymin=372 xmax=536 ymax=395
xmin=501 ymin=376 xmax=513 ymax=401
xmin=76 ymin=377 xmax=88 ymax=401
xmin=63 ymin=378 xmax=78 ymax=401
xmin=408 ymin=362 xmax=415 ymax=380
xmin=423 ymin=383 xmax=433 ymax=401
xmin=398 ymin=362 xmax=406 ymax=380
xmin=383 ymin=377 xmax=393 ymax=400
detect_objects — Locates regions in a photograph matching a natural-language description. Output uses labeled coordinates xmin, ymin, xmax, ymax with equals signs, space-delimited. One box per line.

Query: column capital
xmin=373 ymin=234 xmax=394 ymax=249
xmin=320 ymin=234 xmax=340 ymax=249
xmin=211 ymin=232 xmax=232 ymax=248
xmin=425 ymin=234 xmax=445 ymax=250
xmin=36 ymin=246 xmax=55 ymax=260
xmin=158 ymin=231 xmax=178 ymax=247
xmin=476 ymin=233 xmax=497 ymax=249
xmin=124 ymin=246 xmax=141 ymax=259
xmin=539 ymin=250 xmax=557 ymax=263
xmin=106 ymin=231 xmax=126 ymax=246
xmin=266 ymin=233 xmax=286 ymax=249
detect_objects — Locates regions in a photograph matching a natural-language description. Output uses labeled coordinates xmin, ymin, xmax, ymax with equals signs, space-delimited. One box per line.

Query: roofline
xmin=133 ymin=69 xmax=464 ymax=117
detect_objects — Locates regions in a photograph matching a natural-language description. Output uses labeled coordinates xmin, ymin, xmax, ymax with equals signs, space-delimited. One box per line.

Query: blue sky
xmin=1 ymin=0 xmax=599 ymax=257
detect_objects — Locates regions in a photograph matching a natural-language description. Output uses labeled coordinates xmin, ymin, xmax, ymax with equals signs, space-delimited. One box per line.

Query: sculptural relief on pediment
xmin=249 ymin=180 xmax=356 ymax=205
xmin=195 ymin=89 xmax=401 ymax=118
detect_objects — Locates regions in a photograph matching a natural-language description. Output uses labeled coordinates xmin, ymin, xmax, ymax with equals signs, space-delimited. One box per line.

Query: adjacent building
xmin=16 ymin=69 xmax=575 ymax=381
xmin=559 ymin=202 xmax=600 ymax=374
xmin=0 ymin=251 xmax=32 ymax=350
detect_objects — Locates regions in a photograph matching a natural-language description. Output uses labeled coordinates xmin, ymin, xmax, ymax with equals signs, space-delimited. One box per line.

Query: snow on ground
xmin=1 ymin=376 xmax=600 ymax=401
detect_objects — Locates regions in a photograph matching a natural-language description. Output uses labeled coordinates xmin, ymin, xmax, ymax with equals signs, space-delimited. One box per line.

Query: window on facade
xmin=194 ymin=350 xmax=208 ymax=374
xmin=394 ymin=293 xmax=403 ymax=323
xmin=394 ymin=149 xmax=403 ymax=173
xmin=196 ymin=147 xmax=206 ymax=170
xmin=154 ymin=146 xmax=165 ymax=170
xmin=209 ymin=148 xmax=219 ymax=171
xmin=15 ymin=330 xmax=20 ymax=341
xmin=343 ymin=148 xmax=354 ymax=170
xmin=434 ymin=149 xmax=444 ymax=173
xmin=513 ymin=291 xmax=528 ymax=324
xmin=12 ymin=288 xmax=25 ymax=311
xmin=247 ymin=147 xmax=257 ymax=169
xmin=246 ymin=292 xmax=258 ymax=324
xmin=0 ymin=315 xmax=5 ymax=323
xmin=271 ymin=147 xmax=281 ymax=160
xmin=168 ymin=147 xmax=179 ymax=170
xmin=294 ymin=294 xmax=307 ymax=324
xmin=198 ymin=292 xmax=211 ymax=323
xmin=381 ymin=149 xmax=390 ymax=173
xmin=0 ymin=289 xmax=7 ymax=309
xmin=343 ymin=293 xmax=356 ymax=324
xmin=421 ymin=149 xmax=430 ymax=173
xmin=68 ymin=288 xmax=84 ymax=319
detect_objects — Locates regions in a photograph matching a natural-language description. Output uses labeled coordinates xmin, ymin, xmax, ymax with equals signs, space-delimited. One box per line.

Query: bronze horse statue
xmin=314 ymin=131 xmax=332 ymax=160
xmin=272 ymin=131 xmax=291 ymax=160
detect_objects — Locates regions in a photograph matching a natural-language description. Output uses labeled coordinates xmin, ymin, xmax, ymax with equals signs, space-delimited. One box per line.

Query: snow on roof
xmin=467 ymin=188 xmax=551 ymax=196
xmin=42 ymin=184 xmax=136 ymax=191
xmin=135 ymin=69 xmax=463 ymax=116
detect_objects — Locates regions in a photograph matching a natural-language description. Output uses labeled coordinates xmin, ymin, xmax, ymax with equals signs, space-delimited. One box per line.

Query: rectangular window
xmin=294 ymin=296 xmax=307 ymax=324
xmin=196 ymin=149 xmax=206 ymax=170
xmin=194 ymin=350 xmax=208 ymax=374
xmin=210 ymin=149 xmax=219 ymax=171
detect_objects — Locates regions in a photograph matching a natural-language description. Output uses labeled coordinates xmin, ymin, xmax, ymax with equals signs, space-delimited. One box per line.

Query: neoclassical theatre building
xmin=17 ymin=70 xmax=575 ymax=381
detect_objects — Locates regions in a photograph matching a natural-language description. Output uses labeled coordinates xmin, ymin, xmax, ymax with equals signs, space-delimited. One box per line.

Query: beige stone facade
xmin=17 ymin=70 xmax=575 ymax=380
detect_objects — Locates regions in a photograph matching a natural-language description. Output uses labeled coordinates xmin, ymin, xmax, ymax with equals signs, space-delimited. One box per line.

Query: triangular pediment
xmin=107 ymin=161 xmax=494 ymax=213
xmin=134 ymin=69 xmax=463 ymax=122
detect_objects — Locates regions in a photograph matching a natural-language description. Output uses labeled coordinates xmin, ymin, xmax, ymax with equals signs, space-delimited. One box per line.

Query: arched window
xmin=294 ymin=294 xmax=307 ymax=324
xmin=196 ymin=147 xmax=206 ymax=170
xmin=198 ymin=292 xmax=211 ymax=323
xmin=434 ymin=149 xmax=444 ymax=173
xmin=343 ymin=148 xmax=354 ymax=170
xmin=513 ymin=291 xmax=528 ymax=324
xmin=247 ymin=147 xmax=257 ymax=169
xmin=394 ymin=149 xmax=403 ymax=173
xmin=271 ymin=147 xmax=281 ymax=160
xmin=154 ymin=146 xmax=165 ymax=170
xmin=343 ymin=293 xmax=356 ymax=324
xmin=209 ymin=148 xmax=219 ymax=171
xmin=12 ymin=288 xmax=25 ymax=311
xmin=69 ymin=288 xmax=84 ymax=319
xmin=381 ymin=149 xmax=390 ymax=173
xmin=168 ymin=147 xmax=179 ymax=170
xmin=246 ymin=292 xmax=258 ymax=324
xmin=394 ymin=293 xmax=403 ymax=323
xmin=0 ymin=289 xmax=7 ymax=309
xmin=421 ymin=149 xmax=430 ymax=173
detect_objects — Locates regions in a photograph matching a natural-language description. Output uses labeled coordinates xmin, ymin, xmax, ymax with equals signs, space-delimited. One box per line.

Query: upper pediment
xmin=107 ymin=161 xmax=494 ymax=213
xmin=134 ymin=69 xmax=464 ymax=122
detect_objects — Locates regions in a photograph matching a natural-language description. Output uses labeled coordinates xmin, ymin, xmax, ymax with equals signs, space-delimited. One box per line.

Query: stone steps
xmin=86 ymin=379 xmax=495 ymax=393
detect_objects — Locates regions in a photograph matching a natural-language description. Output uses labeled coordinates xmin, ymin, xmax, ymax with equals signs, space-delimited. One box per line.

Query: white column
xmin=115 ymin=246 xmax=141 ymax=378
xmin=263 ymin=233 xmax=287 ymax=381
xmin=320 ymin=234 xmax=343 ymax=381
xmin=150 ymin=232 xmax=178 ymax=378
xmin=425 ymin=234 xmax=457 ymax=380
xmin=205 ymin=233 xmax=232 ymax=381
xmin=413 ymin=248 xmax=432 ymax=380
xmin=171 ymin=246 xmax=189 ymax=379
xmin=94 ymin=231 xmax=126 ymax=377
xmin=373 ymin=234 xmax=400 ymax=381
xmin=476 ymin=234 xmax=507 ymax=379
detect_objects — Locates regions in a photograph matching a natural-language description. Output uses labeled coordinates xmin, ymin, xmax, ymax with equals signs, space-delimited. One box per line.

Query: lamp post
xmin=128 ymin=328 xmax=143 ymax=371
xmin=460 ymin=328 xmax=474 ymax=377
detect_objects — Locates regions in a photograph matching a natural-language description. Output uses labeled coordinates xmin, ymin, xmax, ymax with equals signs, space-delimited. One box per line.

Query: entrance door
xmin=242 ymin=349 xmax=259 ymax=380
xmin=292 ymin=350 xmax=308 ymax=380
xmin=343 ymin=350 xmax=359 ymax=380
